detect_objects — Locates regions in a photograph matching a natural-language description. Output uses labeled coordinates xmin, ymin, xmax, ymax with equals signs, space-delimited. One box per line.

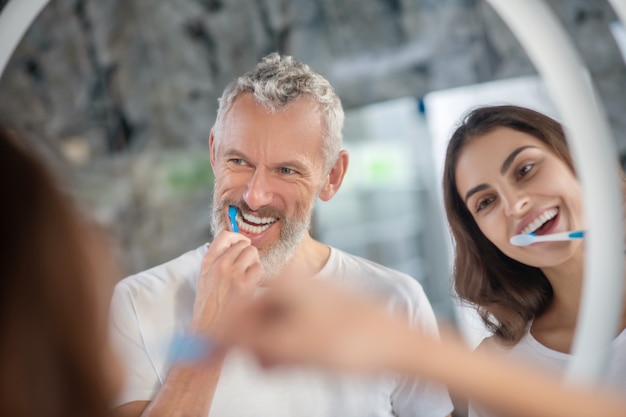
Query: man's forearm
xmin=139 ymin=356 xmax=224 ymax=417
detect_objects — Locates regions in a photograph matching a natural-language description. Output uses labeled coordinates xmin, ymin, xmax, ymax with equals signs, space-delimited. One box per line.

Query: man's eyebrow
xmin=272 ymin=159 xmax=309 ymax=173
xmin=464 ymin=184 xmax=489 ymax=204
xmin=222 ymin=149 xmax=310 ymax=172
xmin=500 ymin=146 xmax=536 ymax=175
xmin=223 ymin=149 xmax=248 ymax=159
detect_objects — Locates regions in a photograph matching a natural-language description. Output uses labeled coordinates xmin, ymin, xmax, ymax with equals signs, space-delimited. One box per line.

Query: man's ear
xmin=319 ymin=150 xmax=349 ymax=202
xmin=209 ymin=128 xmax=217 ymax=168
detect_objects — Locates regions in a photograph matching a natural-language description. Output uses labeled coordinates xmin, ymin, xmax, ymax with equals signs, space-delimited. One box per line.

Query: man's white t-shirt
xmin=110 ymin=245 xmax=454 ymax=417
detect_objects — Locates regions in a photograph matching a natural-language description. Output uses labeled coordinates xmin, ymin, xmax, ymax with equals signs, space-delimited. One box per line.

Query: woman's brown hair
xmin=0 ymin=127 xmax=119 ymax=416
xmin=443 ymin=105 xmax=576 ymax=346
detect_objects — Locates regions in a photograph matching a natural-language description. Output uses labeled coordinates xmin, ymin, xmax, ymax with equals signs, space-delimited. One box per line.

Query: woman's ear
xmin=319 ymin=150 xmax=349 ymax=202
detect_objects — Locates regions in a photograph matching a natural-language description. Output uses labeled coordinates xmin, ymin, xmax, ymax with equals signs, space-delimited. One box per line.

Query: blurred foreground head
xmin=0 ymin=127 xmax=121 ymax=417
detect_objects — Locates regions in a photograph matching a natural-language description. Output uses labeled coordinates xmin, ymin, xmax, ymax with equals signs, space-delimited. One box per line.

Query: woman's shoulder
xmin=475 ymin=335 xmax=504 ymax=353
xmin=474 ymin=332 xmax=532 ymax=355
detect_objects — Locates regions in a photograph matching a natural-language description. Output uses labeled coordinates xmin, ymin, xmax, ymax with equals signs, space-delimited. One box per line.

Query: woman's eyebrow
xmin=500 ymin=146 xmax=537 ymax=175
xmin=464 ymin=183 xmax=488 ymax=204
xmin=463 ymin=146 xmax=539 ymax=203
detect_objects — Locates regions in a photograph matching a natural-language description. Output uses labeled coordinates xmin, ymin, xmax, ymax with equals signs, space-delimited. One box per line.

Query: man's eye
xmin=476 ymin=197 xmax=494 ymax=212
xmin=279 ymin=167 xmax=296 ymax=175
xmin=230 ymin=159 xmax=246 ymax=165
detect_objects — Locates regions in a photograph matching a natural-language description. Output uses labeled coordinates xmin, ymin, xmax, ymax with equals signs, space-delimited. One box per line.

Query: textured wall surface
xmin=1 ymin=0 xmax=624 ymax=274
xmin=2 ymin=0 xmax=624 ymax=154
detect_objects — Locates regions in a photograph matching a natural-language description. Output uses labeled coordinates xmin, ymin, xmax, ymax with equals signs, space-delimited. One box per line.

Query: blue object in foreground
xmin=168 ymin=332 xmax=215 ymax=364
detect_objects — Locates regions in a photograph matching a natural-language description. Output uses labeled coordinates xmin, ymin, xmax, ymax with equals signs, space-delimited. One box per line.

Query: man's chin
xmin=258 ymin=253 xmax=288 ymax=279
xmin=258 ymin=240 xmax=300 ymax=278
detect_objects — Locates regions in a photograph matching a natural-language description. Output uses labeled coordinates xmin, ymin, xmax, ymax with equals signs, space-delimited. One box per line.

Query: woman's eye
xmin=517 ymin=163 xmax=533 ymax=178
xmin=476 ymin=197 xmax=494 ymax=212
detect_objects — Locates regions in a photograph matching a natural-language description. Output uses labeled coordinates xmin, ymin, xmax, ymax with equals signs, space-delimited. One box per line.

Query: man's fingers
xmin=232 ymin=244 xmax=264 ymax=278
xmin=215 ymin=239 xmax=254 ymax=265
xmin=202 ymin=230 xmax=251 ymax=267
xmin=208 ymin=240 xmax=259 ymax=277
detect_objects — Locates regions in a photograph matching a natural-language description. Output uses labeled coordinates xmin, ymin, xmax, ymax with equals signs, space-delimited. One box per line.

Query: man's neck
xmin=269 ymin=235 xmax=331 ymax=282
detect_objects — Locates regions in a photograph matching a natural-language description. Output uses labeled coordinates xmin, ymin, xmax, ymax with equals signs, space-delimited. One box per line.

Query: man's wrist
xmin=168 ymin=331 xmax=216 ymax=365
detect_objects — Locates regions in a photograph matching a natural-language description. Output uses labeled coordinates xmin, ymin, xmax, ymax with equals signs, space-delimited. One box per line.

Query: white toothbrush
xmin=510 ymin=230 xmax=585 ymax=246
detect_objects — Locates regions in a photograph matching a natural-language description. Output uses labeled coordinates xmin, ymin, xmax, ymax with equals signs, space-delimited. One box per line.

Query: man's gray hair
xmin=213 ymin=52 xmax=344 ymax=172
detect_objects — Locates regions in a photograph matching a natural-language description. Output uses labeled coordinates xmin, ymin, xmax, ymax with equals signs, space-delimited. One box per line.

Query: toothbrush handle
xmin=536 ymin=230 xmax=584 ymax=242
xmin=228 ymin=206 xmax=239 ymax=233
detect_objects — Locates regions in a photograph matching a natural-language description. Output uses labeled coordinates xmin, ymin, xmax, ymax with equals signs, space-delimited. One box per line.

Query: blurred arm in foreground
xmin=225 ymin=277 xmax=626 ymax=417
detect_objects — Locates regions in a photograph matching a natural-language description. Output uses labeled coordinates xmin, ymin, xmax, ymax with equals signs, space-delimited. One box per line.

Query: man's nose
xmin=243 ymin=169 xmax=274 ymax=210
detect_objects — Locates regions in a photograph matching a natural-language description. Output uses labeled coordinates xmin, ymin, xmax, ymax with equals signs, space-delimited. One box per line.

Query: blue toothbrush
xmin=228 ymin=205 xmax=239 ymax=233
xmin=510 ymin=230 xmax=584 ymax=246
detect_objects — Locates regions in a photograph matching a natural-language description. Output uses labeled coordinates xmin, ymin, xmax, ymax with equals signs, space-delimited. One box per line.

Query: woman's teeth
xmin=521 ymin=208 xmax=558 ymax=235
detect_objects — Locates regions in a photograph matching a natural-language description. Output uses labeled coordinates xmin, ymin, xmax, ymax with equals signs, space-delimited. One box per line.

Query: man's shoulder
xmin=114 ymin=245 xmax=207 ymax=299
xmin=331 ymin=247 xmax=420 ymax=281
xmin=328 ymin=247 xmax=427 ymax=302
xmin=329 ymin=247 xmax=440 ymax=339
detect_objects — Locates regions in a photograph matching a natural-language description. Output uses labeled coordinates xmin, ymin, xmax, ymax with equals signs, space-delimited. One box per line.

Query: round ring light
xmin=0 ymin=0 xmax=49 ymax=77
xmin=1 ymin=0 xmax=624 ymax=384
xmin=487 ymin=0 xmax=624 ymax=382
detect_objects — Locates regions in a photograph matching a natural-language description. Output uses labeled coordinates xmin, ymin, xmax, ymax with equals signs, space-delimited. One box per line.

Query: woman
xmin=442 ymin=104 xmax=626 ymax=416
xmin=0 ymin=127 xmax=122 ymax=417
xmin=223 ymin=105 xmax=626 ymax=417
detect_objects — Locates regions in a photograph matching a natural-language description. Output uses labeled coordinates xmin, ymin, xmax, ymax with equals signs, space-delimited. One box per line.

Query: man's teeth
xmin=521 ymin=208 xmax=558 ymax=235
xmin=236 ymin=211 xmax=278 ymax=234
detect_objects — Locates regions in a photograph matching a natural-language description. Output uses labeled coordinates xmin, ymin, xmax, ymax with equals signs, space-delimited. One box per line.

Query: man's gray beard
xmin=210 ymin=197 xmax=311 ymax=279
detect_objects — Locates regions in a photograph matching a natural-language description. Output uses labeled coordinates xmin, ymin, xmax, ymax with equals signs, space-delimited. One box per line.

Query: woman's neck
xmin=541 ymin=250 xmax=584 ymax=319
xmin=532 ymin=252 xmax=584 ymax=352
xmin=533 ymin=250 xmax=626 ymax=352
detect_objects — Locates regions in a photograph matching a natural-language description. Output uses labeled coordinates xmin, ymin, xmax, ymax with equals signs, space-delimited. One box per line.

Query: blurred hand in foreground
xmin=219 ymin=277 xmax=626 ymax=417
xmin=221 ymin=277 xmax=442 ymax=375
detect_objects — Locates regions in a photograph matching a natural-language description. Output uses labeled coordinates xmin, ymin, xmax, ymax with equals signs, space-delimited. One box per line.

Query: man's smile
xmin=233 ymin=208 xmax=279 ymax=235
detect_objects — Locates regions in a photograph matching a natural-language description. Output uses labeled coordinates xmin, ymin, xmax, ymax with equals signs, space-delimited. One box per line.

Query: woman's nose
xmin=502 ymin=188 xmax=530 ymax=217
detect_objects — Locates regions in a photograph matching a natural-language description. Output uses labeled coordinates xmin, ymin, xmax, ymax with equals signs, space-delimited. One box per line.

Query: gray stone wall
xmin=1 ymin=0 xmax=624 ymax=274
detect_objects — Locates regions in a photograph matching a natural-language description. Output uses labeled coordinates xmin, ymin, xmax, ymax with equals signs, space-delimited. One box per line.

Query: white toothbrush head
xmin=509 ymin=234 xmax=536 ymax=246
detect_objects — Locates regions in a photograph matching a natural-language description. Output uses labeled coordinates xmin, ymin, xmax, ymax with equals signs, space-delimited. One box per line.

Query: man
xmin=110 ymin=52 xmax=453 ymax=417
